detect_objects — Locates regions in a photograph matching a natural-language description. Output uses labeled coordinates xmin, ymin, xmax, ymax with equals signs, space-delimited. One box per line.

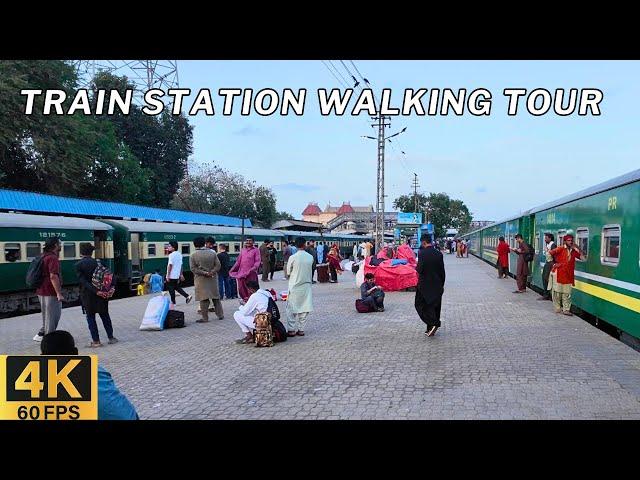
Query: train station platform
xmin=1 ymin=255 xmax=639 ymax=419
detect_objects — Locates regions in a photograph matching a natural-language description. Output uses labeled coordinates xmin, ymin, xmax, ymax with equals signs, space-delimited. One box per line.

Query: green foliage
xmin=0 ymin=61 xmax=191 ymax=208
xmin=275 ymin=210 xmax=295 ymax=221
xmin=393 ymin=193 xmax=429 ymax=213
xmin=171 ymin=164 xmax=278 ymax=227
xmin=90 ymin=71 xmax=192 ymax=207
xmin=0 ymin=60 xmax=87 ymax=192
xmin=393 ymin=191 xmax=472 ymax=239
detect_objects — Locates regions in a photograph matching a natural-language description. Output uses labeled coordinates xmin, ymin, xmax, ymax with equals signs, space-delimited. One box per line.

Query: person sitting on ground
xmin=233 ymin=280 xmax=272 ymax=344
xmin=41 ymin=330 xmax=138 ymax=420
xmin=360 ymin=273 xmax=385 ymax=312
xmin=150 ymin=269 xmax=164 ymax=293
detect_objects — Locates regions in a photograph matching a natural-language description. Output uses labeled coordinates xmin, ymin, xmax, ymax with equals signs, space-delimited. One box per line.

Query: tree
xmin=275 ymin=211 xmax=295 ymax=221
xmin=392 ymin=193 xmax=429 ymax=213
xmin=0 ymin=60 xmax=90 ymax=193
xmin=171 ymin=163 xmax=278 ymax=227
xmin=90 ymin=71 xmax=193 ymax=207
xmin=393 ymin=191 xmax=472 ymax=239
xmin=0 ymin=61 xmax=182 ymax=207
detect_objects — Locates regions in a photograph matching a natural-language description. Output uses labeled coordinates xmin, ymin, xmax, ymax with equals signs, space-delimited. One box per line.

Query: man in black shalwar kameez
xmin=415 ymin=234 xmax=446 ymax=337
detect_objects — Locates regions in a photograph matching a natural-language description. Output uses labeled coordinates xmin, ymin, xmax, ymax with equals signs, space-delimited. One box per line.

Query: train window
xmin=601 ymin=225 xmax=620 ymax=266
xmin=576 ymin=228 xmax=588 ymax=262
xmin=233 ymin=243 xmax=240 ymax=253
xmin=148 ymin=244 xmax=157 ymax=257
xmin=535 ymin=232 xmax=540 ymax=254
xmin=181 ymin=244 xmax=190 ymax=255
xmin=275 ymin=242 xmax=281 ymax=250
xmin=26 ymin=243 xmax=41 ymax=260
xmin=4 ymin=243 xmax=21 ymax=262
xmin=557 ymin=230 xmax=566 ymax=243
xmin=63 ymin=242 xmax=76 ymax=259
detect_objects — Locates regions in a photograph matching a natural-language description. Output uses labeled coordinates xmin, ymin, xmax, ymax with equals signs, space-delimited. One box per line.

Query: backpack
xmin=92 ymin=260 xmax=114 ymax=297
xmin=356 ymin=299 xmax=375 ymax=313
xmin=271 ymin=318 xmax=288 ymax=342
xmin=26 ymin=255 xmax=45 ymax=289
xmin=267 ymin=296 xmax=281 ymax=322
xmin=253 ymin=312 xmax=274 ymax=347
xmin=524 ymin=243 xmax=535 ymax=262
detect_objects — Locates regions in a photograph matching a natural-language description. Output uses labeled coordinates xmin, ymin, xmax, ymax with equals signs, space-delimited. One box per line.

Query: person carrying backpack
xmin=31 ymin=237 xmax=65 ymax=342
xmin=75 ymin=243 xmax=118 ymax=348
xmin=510 ymin=233 xmax=531 ymax=294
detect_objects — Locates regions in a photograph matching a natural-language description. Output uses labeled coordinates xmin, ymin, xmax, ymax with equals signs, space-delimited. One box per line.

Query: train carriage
xmin=100 ymin=219 xmax=286 ymax=290
xmin=529 ymin=169 xmax=640 ymax=338
xmin=0 ymin=213 xmax=113 ymax=313
xmin=465 ymin=168 xmax=640 ymax=340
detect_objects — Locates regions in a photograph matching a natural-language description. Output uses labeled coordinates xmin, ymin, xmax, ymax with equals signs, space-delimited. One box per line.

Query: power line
xmin=320 ymin=60 xmax=349 ymax=88
xmin=327 ymin=60 xmax=352 ymax=87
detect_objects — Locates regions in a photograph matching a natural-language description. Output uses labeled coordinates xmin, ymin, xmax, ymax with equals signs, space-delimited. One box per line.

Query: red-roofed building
xmin=337 ymin=202 xmax=355 ymax=215
xmin=301 ymin=202 xmax=322 ymax=218
xmin=302 ymin=201 xmax=373 ymax=225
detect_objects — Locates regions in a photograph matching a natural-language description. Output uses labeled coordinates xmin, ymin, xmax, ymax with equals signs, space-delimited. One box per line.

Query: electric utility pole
xmin=412 ymin=173 xmax=419 ymax=213
xmin=362 ymin=121 xmax=407 ymax=251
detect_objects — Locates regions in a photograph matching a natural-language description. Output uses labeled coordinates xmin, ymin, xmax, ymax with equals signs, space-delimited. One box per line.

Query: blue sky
xmin=177 ymin=61 xmax=640 ymax=222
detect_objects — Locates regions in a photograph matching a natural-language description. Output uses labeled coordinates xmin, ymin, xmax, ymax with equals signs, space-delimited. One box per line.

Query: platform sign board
xmin=397 ymin=212 xmax=422 ymax=225
xmin=421 ymin=222 xmax=434 ymax=234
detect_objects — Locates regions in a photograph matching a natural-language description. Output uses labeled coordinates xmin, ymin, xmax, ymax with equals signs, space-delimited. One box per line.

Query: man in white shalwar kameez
xmin=286 ymin=237 xmax=314 ymax=337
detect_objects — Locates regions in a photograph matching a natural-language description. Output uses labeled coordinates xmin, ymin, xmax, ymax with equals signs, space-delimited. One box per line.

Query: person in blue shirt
xmin=41 ymin=330 xmax=139 ymax=420
xmin=150 ymin=269 xmax=164 ymax=293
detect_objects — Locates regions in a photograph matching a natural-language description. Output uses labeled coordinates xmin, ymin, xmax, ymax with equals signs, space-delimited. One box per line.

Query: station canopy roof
xmin=271 ymin=219 xmax=325 ymax=231
xmin=0 ymin=189 xmax=251 ymax=228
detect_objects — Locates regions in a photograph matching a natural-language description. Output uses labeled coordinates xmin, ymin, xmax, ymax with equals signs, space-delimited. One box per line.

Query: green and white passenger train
xmin=0 ymin=214 xmax=372 ymax=314
xmin=464 ymin=168 xmax=640 ymax=340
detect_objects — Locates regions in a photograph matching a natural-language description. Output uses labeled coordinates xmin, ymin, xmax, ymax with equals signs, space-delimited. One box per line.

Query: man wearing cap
xmin=547 ymin=234 xmax=582 ymax=316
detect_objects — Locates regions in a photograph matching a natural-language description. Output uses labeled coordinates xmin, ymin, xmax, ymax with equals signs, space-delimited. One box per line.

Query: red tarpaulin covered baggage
xmin=363 ymin=256 xmax=418 ymax=292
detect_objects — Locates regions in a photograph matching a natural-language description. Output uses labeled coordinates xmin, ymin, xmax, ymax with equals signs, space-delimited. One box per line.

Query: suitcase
xmin=165 ymin=310 xmax=185 ymax=328
xmin=317 ymin=264 xmax=330 ymax=283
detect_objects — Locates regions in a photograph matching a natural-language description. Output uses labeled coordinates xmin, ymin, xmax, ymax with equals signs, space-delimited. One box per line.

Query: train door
xmin=130 ymin=233 xmax=141 ymax=271
xmin=93 ymin=230 xmax=108 ymax=260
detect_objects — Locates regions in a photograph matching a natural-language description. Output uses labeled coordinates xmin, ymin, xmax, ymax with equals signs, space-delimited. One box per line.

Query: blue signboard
xmin=421 ymin=222 xmax=434 ymax=233
xmin=397 ymin=212 xmax=423 ymax=224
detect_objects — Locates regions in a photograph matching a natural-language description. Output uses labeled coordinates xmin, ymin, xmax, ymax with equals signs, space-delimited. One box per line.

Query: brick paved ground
xmin=2 ymin=255 xmax=639 ymax=419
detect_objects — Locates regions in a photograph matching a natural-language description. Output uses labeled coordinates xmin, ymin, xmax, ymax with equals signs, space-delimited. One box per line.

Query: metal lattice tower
xmin=72 ymin=60 xmax=179 ymax=103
